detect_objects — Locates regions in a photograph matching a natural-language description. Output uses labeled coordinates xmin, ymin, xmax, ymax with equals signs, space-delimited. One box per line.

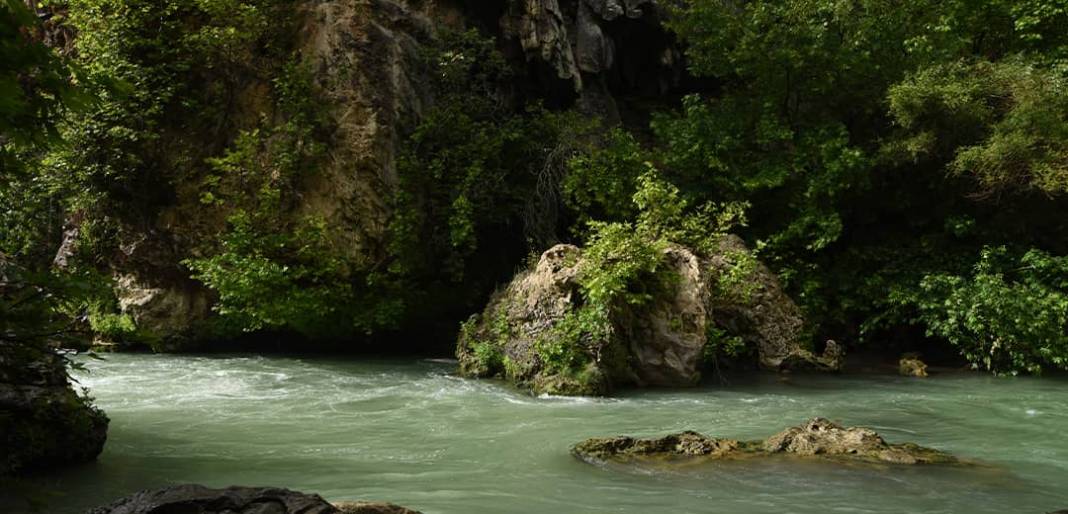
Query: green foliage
xmin=389 ymin=28 xmax=591 ymax=327
xmin=908 ymin=247 xmax=1068 ymax=374
xmin=87 ymin=306 xmax=137 ymax=341
xmin=457 ymin=304 xmax=512 ymax=376
xmin=703 ymin=325 xmax=748 ymax=367
xmin=0 ymin=0 xmax=108 ymax=357
xmin=0 ymin=0 xmax=80 ymax=150
xmin=580 ymin=220 xmax=666 ymax=307
xmin=186 ymin=212 xmax=383 ymax=338
xmin=44 ymin=0 xmax=407 ymax=340
xmin=1 ymin=0 xmax=85 ymax=261
xmin=578 ymin=168 xmax=750 ymax=308
xmin=887 ymin=59 xmax=1068 ymax=196
xmin=659 ymin=0 xmax=1068 ymax=370
xmin=50 ymin=0 xmax=297 ymax=222
xmin=534 ymin=306 xmax=611 ymax=375
xmin=563 ymin=129 xmax=644 ymax=226
xmin=184 ymin=62 xmax=406 ymax=338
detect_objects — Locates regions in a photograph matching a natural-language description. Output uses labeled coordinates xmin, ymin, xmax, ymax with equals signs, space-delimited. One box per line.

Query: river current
xmin=8 ymin=354 xmax=1068 ymax=513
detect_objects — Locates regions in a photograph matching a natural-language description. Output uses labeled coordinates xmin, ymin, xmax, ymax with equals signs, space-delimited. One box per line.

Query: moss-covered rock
xmin=457 ymin=237 xmax=841 ymax=396
xmin=572 ymin=418 xmax=959 ymax=467
xmin=0 ymin=344 xmax=108 ymax=475
xmin=899 ymin=353 xmax=929 ymax=377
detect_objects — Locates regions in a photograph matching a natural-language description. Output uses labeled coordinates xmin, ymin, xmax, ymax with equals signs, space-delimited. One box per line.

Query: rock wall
xmin=58 ymin=0 xmax=438 ymax=348
xmin=298 ymin=0 xmax=435 ymax=264
xmin=500 ymin=0 xmax=682 ymax=122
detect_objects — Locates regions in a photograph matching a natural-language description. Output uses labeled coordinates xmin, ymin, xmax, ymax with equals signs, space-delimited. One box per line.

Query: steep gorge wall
xmin=87 ymin=0 xmax=439 ymax=346
xmin=65 ymin=0 xmax=686 ymax=348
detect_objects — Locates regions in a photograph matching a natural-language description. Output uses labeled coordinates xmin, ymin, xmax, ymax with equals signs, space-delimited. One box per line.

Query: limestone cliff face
xmin=298 ymin=0 xmax=435 ymax=264
xmin=70 ymin=0 xmax=437 ymax=347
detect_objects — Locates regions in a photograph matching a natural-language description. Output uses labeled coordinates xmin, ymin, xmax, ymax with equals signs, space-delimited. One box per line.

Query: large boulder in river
xmin=0 ymin=343 xmax=108 ymax=474
xmin=456 ymin=236 xmax=841 ymax=395
xmin=572 ymin=418 xmax=959 ymax=466
xmin=86 ymin=485 xmax=422 ymax=514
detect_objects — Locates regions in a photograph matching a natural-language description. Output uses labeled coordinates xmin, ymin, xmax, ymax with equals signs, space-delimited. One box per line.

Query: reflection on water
xmin=5 ymin=354 xmax=1067 ymax=513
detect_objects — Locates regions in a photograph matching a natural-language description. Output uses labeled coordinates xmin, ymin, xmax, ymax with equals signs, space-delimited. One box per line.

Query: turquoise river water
xmin=6 ymin=354 xmax=1068 ymax=513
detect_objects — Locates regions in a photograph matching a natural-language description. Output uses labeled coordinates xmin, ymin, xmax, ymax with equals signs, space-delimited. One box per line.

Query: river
xmin=8 ymin=354 xmax=1068 ymax=513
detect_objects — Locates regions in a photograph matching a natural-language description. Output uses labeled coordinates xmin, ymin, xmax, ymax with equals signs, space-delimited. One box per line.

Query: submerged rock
xmin=86 ymin=485 xmax=422 ymax=514
xmin=899 ymin=353 xmax=929 ymax=377
xmin=457 ymin=237 xmax=840 ymax=396
xmin=572 ymin=418 xmax=958 ymax=466
xmin=572 ymin=430 xmax=755 ymax=461
xmin=0 ymin=344 xmax=108 ymax=475
xmin=334 ymin=501 xmax=422 ymax=514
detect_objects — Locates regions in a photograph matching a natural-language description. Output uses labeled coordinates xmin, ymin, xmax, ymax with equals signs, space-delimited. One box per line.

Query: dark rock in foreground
xmin=572 ymin=418 xmax=958 ymax=466
xmin=0 ymin=345 xmax=108 ymax=474
xmin=86 ymin=485 xmax=421 ymax=514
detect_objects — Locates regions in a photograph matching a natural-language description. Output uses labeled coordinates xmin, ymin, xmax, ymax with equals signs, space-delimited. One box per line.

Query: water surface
xmin=8 ymin=354 xmax=1068 ymax=513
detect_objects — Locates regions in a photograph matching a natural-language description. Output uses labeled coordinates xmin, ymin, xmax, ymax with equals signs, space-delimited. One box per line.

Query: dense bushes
xmin=910 ymin=247 xmax=1068 ymax=374
xmin=647 ymin=0 xmax=1068 ymax=373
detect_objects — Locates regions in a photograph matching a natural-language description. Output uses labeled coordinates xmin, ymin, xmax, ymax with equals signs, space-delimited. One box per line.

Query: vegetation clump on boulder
xmin=457 ymin=172 xmax=841 ymax=395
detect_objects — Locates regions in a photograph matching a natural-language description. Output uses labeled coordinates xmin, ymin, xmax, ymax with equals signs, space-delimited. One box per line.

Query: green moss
xmin=533 ymin=362 xmax=607 ymax=396
xmin=533 ymin=306 xmax=608 ymax=376
xmin=457 ymin=301 xmax=514 ymax=377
